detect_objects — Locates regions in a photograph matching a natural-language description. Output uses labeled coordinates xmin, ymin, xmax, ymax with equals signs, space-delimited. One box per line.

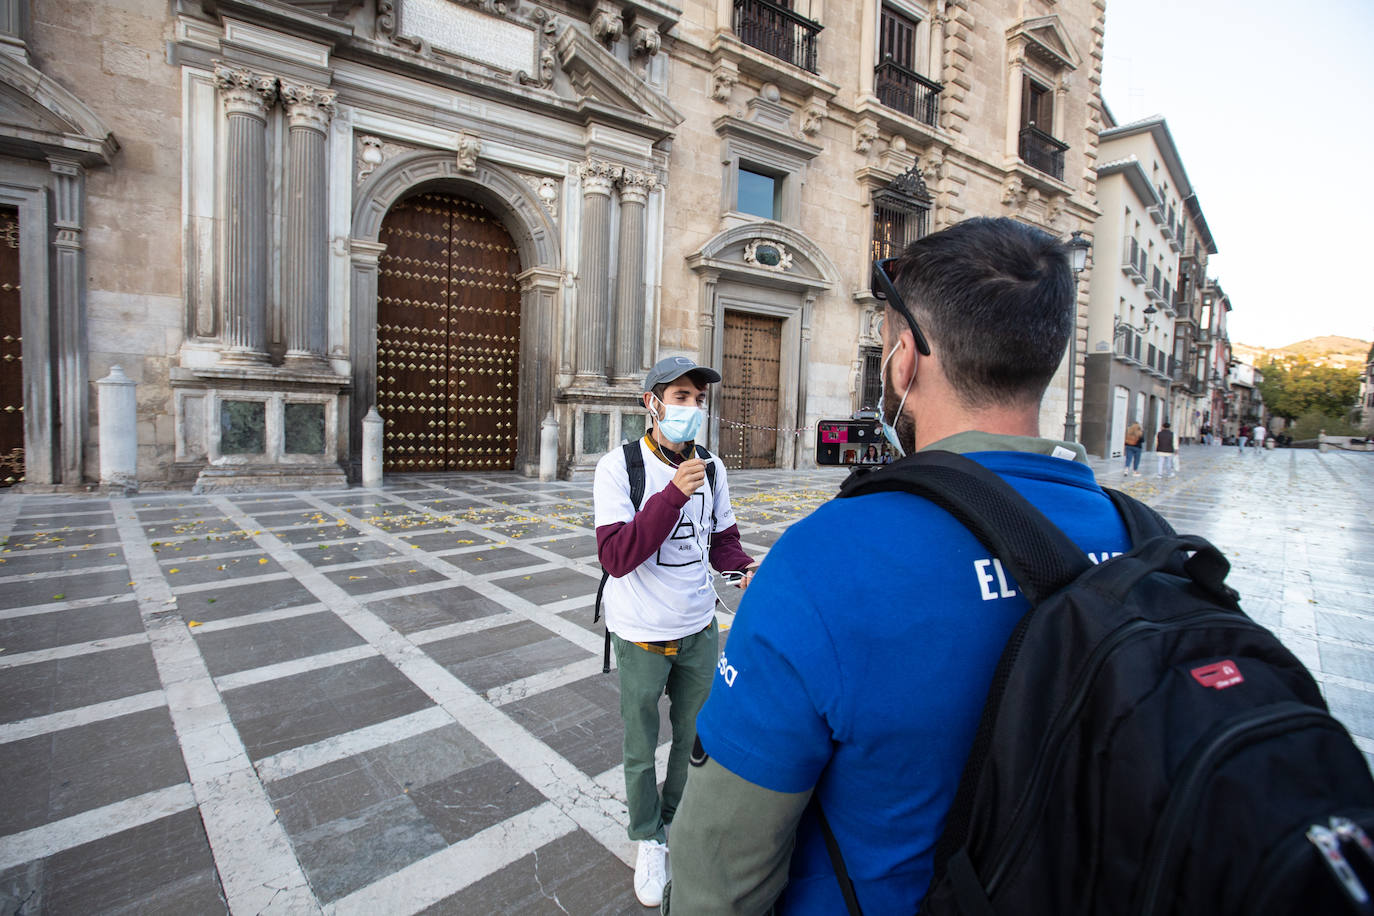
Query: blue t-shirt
xmin=695 ymin=450 xmax=1132 ymax=914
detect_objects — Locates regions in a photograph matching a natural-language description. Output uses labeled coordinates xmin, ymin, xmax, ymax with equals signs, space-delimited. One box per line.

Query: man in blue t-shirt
xmin=663 ymin=218 xmax=1133 ymax=913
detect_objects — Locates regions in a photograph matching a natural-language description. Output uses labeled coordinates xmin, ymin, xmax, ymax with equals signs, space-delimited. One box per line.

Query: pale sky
xmin=1099 ymin=0 xmax=1374 ymax=349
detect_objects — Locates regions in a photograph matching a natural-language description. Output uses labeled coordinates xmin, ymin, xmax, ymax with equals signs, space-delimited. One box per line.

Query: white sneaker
xmin=634 ymin=840 xmax=669 ymax=907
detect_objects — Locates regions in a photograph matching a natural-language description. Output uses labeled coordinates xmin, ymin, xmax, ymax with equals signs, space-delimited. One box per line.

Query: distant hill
xmin=1234 ymin=336 xmax=1370 ymax=370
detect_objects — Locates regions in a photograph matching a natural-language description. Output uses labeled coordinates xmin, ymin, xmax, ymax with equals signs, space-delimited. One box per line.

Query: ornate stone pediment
xmin=0 ymin=53 xmax=117 ymax=165
xmin=555 ymin=25 xmax=682 ymax=133
xmin=687 ymin=223 xmax=836 ymax=293
xmin=378 ymin=0 xmax=559 ymax=86
xmin=1007 ymin=16 xmax=1081 ymax=71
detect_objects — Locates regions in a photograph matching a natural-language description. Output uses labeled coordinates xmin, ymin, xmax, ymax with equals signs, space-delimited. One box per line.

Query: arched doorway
xmin=376 ymin=191 xmax=522 ymax=471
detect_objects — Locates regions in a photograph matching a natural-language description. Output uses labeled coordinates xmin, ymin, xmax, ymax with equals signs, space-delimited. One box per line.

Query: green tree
xmin=1257 ymin=357 xmax=1360 ymax=420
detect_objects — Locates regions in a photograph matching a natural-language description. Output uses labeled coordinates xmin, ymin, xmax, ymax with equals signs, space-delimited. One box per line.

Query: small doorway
xmin=376 ymin=192 xmax=522 ymax=471
xmin=719 ymin=310 xmax=783 ymax=469
xmin=1110 ymin=386 xmax=1128 ymax=459
xmin=0 ymin=206 xmax=20 ymax=486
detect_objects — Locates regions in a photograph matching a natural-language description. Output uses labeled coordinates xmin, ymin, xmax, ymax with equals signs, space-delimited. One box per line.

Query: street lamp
xmin=1063 ymin=230 xmax=1091 ymax=442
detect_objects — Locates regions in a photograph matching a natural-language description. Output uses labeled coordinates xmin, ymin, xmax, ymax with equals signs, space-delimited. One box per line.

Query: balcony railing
xmin=875 ymin=58 xmax=942 ymax=127
xmin=733 ymin=0 xmax=822 ymax=73
xmin=1018 ymin=125 xmax=1068 ymax=181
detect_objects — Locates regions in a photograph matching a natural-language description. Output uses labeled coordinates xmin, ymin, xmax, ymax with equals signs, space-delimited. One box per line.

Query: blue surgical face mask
xmin=876 ymin=341 xmax=914 ymax=458
xmin=651 ymin=396 xmax=705 ymax=444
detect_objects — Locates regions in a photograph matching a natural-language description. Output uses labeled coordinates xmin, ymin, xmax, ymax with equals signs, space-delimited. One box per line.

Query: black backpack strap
xmin=695 ymin=444 xmax=718 ymax=530
xmin=625 ymin=440 xmax=646 ymax=510
xmin=812 ymin=800 xmax=864 ymax=916
xmin=837 ymin=450 xmax=1091 ymax=606
xmin=596 ymin=440 xmax=649 ymax=674
xmin=1103 ymin=486 xmax=1175 ymax=542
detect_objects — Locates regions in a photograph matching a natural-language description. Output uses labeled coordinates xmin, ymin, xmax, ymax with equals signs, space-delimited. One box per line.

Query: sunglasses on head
xmin=871 ymin=258 xmax=931 ymax=356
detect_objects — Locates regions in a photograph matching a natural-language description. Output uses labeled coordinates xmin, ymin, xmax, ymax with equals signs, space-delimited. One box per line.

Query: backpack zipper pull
xmin=1332 ymin=817 xmax=1374 ymax=884
xmin=1308 ymin=823 xmax=1371 ymax=905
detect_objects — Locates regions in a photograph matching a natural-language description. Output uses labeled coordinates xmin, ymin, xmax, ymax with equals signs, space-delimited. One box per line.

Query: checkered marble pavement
xmin=0 ymin=448 xmax=1370 ymax=913
xmin=0 ymin=469 xmax=844 ymax=914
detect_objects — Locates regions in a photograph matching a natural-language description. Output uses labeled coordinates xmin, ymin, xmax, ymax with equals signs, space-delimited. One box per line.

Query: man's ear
xmin=889 ymin=328 xmax=919 ymax=391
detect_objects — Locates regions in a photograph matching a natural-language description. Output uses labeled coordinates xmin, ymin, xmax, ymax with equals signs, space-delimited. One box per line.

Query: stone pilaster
xmin=574 ymin=159 xmax=618 ymax=382
xmin=215 ymin=62 xmax=277 ymax=365
xmin=49 ymin=157 xmax=86 ymax=485
xmin=612 ymin=169 xmax=655 ymax=381
xmin=280 ymin=80 xmax=336 ymax=367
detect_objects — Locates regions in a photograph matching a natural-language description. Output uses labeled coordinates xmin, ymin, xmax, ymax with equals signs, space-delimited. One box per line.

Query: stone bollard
xmin=362 ymin=408 xmax=384 ymax=488
xmin=97 ymin=366 xmax=138 ymax=492
xmin=539 ymin=410 xmax=559 ymax=481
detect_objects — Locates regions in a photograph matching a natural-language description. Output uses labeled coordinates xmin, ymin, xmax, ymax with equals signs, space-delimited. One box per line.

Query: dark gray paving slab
xmin=296 ymin=539 xmax=404 ymax=566
xmin=489 ymin=566 xmax=601 ymax=605
xmin=229 ymin=497 xmax=317 ymax=512
xmin=322 ymin=562 xmax=450 ymax=596
xmin=419 ymin=829 xmax=637 ymax=915
xmin=195 ymin=611 xmax=368 ymax=677
xmin=271 ymin=522 xmax=364 ymax=546
xmin=488 ymin=519 xmax=580 ymax=540
xmin=503 ymin=675 xmax=637 ymax=779
xmin=2 ymin=526 xmax=123 ymax=551
xmin=0 ymin=707 xmax=187 ymax=835
xmin=293 ymin=795 xmax=448 ymax=903
xmin=0 ymin=600 xmax=143 ymax=655
xmin=0 ymin=643 xmax=160 ymax=725
xmin=150 ymin=533 xmax=260 ymax=556
xmin=223 ymin=656 xmax=434 ymax=760
xmin=1320 ymin=644 xmax=1374 ymax=682
xmin=0 ymin=546 xmax=126 ymax=575
xmin=534 ymin=535 xmax=599 ymax=561
xmin=158 ymin=552 xmax=287 ymax=585
xmin=437 ymin=545 xmax=546 ymax=576
xmin=173 ymin=577 xmax=318 ymax=623
xmin=0 ymin=808 xmax=227 ymax=916
xmin=367 ymin=585 xmax=507 ymax=635
xmin=399 ymin=529 xmax=498 ymax=551
xmin=11 ymin=513 xmax=116 ymax=533
xmin=268 ymin=753 xmax=405 ymax=835
xmin=423 ymin=621 xmax=591 ymax=694
xmin=141 ymin=519 xmax=238 ymax=541
xmin=408 ymin=758 xmax=545 ymax=844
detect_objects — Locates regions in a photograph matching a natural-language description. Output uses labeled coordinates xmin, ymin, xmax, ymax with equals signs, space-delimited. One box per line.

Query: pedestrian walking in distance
xmin=1156 ymin=422 xmax=1177 ymax=478
xmin=1123 ymin=421 xmax=1144 ymax=476
xmin=592 ymin=355 xmax=757 ymax=908
xmin=1252 ymin=422 xmax=1268 ymax=453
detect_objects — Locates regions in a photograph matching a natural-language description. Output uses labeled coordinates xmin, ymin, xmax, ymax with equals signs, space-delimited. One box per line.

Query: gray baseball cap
xmin=643 ymin=356 xmax=721 ymax=393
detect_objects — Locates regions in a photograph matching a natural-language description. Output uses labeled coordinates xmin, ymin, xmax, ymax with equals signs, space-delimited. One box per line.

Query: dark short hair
xmin=888 ymin=217 xmax=1074 ymax=408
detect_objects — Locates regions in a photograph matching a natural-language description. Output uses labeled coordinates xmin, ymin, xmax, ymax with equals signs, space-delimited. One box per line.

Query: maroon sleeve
xmin=596 ymin=484 xmax=689 ymax=577
xmin=709 ymin=524 xmax=754 ymax=573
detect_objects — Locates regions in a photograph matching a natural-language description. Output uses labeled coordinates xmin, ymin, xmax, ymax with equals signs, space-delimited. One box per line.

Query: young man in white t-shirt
xmin=593 ymin=355 xmax=757 ymax=907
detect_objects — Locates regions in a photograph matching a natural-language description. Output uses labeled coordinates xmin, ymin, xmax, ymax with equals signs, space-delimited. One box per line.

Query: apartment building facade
xmin=1081 ymin=115 xmax=1199 ymax=458
xmin=0 ymin=0 xmax=1104 ymax=488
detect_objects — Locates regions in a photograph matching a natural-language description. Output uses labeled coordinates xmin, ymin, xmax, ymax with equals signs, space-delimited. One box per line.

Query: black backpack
xmin=593 ymin=439 xmax=717 ymax=673
xmin=817 ymin=450 xmax=1374 ymax=915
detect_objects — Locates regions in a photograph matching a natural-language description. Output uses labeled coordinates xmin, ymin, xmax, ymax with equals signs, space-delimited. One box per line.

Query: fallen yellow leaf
xmin=188 ymin=620 xmax=202 ymax=627
xmin=258 ymin=558 xmax=268 ymax=565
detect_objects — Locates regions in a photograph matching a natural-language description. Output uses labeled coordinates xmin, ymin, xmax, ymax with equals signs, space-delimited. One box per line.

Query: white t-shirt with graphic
xmin=593 ymin=440 xmax=738 ymax=642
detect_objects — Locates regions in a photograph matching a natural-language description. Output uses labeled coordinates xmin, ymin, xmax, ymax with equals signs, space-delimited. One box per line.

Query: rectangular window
xmin=1021 ymin=76 xmax=1052 ymax=131
xmin=860 ymin=347 xmax=882 ymax=412
xmin=880 ymin=6 xmax=918 ymax=69
xmin=738 ymin=166 xmax=780 ymax=219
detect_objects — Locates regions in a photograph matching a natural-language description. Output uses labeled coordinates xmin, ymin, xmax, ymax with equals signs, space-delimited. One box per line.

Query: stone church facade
xmin=0 ymin=0 xmax=1103 ymax=489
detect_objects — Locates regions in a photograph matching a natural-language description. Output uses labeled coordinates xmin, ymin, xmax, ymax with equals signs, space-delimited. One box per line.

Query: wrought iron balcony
xmin=1018 ymin=125 xmax=1068 ymax=181
xmin=733 ymin=0 xmax=822 ymax=74
xmin=875 ymin=58 xmax=942 ymax=127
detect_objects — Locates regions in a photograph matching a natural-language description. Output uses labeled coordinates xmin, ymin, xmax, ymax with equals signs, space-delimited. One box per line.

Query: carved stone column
xmin=574 ymin=160 xmax=618 ymax=382
xmin=612 ymin=169 xmax=655 ymax=381
xmin=280 ymin=80 xmax=336 ymax=367
xmin=215 ymin=62 xmax=277 ymax=365
xmin=347 ymin=239 xmax=387 ymax=480
xmin=1005 ymin=52 xmax=1025 ymax=161
xmin=49 ymin=157 xmax=86 ymax=484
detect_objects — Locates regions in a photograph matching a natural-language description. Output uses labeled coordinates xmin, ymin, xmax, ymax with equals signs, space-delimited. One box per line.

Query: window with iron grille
xmin=870 ymin=163 xmax=931 ymax=261
xmin=860 ymin=347 xmax=882 ymax=411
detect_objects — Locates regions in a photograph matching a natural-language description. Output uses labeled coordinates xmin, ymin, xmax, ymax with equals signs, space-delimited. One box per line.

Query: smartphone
xmin=816 ymin=418 xmax=888 ymax=466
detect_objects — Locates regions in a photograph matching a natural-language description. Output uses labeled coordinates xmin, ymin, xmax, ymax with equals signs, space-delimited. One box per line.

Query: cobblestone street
xmin=0 ymin=444 xmax=1370 ymax=914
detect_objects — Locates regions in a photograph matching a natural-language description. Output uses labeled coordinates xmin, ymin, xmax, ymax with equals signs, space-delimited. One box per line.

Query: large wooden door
xmin=719 ymin=310 xmax=782 ymax=469
xmin=377 ymin=192 xmax=522 ymax=471
xmin=0 ymin=206 xmax=21 ymax=487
